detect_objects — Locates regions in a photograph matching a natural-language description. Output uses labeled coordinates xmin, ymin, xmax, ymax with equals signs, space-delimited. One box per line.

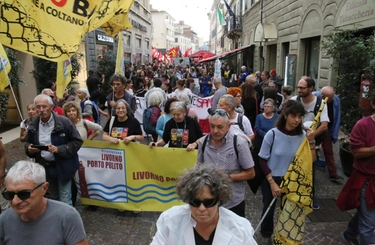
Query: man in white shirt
xmin=291 ymin=76 xmax=329 ymax=210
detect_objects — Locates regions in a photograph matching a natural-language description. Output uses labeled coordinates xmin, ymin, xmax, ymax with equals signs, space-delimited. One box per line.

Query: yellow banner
xmin=0 ymin=43 xmax=11 ymax=92
xmin=56 ymin=59 xmax=72 ymax=98
xmin=115 ymin=33 xmax=125 ymax=76
xmin=76 ymin=141 xmax=197 ymax=211
xmin=0 ymin=0 xmax=134 ymax=62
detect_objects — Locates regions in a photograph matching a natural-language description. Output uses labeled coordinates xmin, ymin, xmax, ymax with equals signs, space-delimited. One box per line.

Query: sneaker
xmin=330 ymin=175 xmax=344 ymax=181
xmin=340 ymin=231 xmax=359 ymax=245
xmin=312 ymin=199 xmax=320 ymax=210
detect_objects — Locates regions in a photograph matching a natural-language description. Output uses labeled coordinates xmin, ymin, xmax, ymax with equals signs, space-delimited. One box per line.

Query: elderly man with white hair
xmin=0 ymin=160 xmax=88 ymax=244
xmin=25 ymin=94 xmax=83 ymax=206
xmin=239 ymin=66 xmax=249 ymax=84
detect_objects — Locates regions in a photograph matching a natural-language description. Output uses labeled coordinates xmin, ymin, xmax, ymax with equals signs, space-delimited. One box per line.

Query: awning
xmin=199 ymin=45 xmax=252 ymax=63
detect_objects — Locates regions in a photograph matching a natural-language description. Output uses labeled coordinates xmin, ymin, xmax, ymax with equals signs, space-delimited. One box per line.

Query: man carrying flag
xmin=257 ymin=99 xmax=320 ymax=244
xmin=0 ymin=44 xmax=11 ymax=92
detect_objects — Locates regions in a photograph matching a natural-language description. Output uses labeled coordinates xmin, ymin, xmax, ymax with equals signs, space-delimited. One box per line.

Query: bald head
xmin=245 ymin=75 xmax=257 ymax=86
xmin=321 ymin=86 xmax=335 ymax=103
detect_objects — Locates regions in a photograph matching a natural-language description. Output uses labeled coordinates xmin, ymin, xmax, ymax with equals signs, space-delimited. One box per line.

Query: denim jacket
xmin=25 ymin=112 xmax=83 ymax=183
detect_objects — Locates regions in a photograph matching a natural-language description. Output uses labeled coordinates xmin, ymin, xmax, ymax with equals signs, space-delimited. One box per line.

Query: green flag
xmin=217 ymin=5 xmax=227 ymax=26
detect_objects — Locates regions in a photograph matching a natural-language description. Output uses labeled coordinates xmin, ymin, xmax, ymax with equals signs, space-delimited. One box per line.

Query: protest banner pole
xmin=255 ymin=197 xmax=277 ymax=233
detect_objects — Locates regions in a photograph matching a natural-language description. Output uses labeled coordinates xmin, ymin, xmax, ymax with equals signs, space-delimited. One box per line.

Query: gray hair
xmin=264 ymin=98 xmax=276 ymax=111
xmin=220 ymin=94 xmax=236 ymax=111
xmin=34 ymin=94 xmax=54 ymax=106
xmin=177 ymin=93 xmax=191 ymax=106
xmin=170 ymin=101 xmax=187 ymax=113
xmin=241 ymin=66 xmax=246 ymax=70
xmin=176 ymin=164 xmax=232 ymax=206
xmin=209 ymin=109 xmax=230 ymax=124
xmin=78 ymin=88 xmax=90 ymax=99
xmin=148 ymin=91 xmax=165 ymax=107
xmin=6 ymin=161 xmax=46 ymax=185
xmin=113 ymin=99 xmax=132 ymax=117
xmin=213 ymin=77 xmax=222 ymax=84
xmin=41 ymin=88 xmax=54 ymax=96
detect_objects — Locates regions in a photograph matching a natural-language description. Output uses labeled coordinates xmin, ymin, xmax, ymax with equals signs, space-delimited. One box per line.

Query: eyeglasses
xmin=210 ymin=109 xmax=229 ymax=118
xmin=189 ymin=197 xmax=219 ymax=208
xmin=2 ymin=182 xmax=45 ymax=201
xmin=297 ymin=86 xmax=308 ymax=90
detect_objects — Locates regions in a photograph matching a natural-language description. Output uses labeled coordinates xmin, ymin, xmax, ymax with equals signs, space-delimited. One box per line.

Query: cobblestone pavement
xmin=3 ymin=135 xmax=352 ymax=245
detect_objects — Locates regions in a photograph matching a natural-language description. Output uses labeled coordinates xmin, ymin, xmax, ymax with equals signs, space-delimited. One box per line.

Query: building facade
xmin=150 ymin=10 xmax=175 ymax=53
xmin=210 ymin=0 xmax=375 ymax=89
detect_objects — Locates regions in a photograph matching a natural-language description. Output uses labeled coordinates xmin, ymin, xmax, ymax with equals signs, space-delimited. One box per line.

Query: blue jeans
xmin=345 ymin=182 xmax=375 ymax=245
xmin=260 ymin=177 xmax=283 ymax=238
xmin=45 ymin=165 xmax=72 ymax=206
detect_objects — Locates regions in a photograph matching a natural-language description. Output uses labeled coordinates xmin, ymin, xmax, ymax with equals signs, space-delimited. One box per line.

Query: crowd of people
xmin=0 ymin=59 xmax=374 ymax=245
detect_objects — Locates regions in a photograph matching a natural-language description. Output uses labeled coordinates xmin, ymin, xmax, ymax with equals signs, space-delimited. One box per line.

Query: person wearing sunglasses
xmin=0 ymin=160 xmax=88 ymax=245
xmin=194 ymin=109 xmax=255 ymax=218
xmin=151 ymin=164 xmax=257 ymax=245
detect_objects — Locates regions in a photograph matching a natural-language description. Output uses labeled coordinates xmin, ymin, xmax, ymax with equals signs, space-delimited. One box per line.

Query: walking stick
xmin=254 ymin=197 xmax=277 ymax=233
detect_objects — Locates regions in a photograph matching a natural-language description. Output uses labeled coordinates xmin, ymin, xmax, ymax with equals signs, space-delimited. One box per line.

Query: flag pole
xmin=4 ymin=68 xmax=24 ymax=121
xmin=254 ymin=197 xmax=277 ymax=233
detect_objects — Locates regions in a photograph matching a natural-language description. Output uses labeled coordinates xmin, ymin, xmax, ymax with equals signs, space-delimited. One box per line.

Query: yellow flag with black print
xmin=0 ymin=43 xmax=10 ymax=92
xmin=273 ymin=98 xmax=328 ymax=245
xmin=56 ymin=59 xmax=72 ymax=99
xmin=0 ymin=0 xmax=134 ymax=62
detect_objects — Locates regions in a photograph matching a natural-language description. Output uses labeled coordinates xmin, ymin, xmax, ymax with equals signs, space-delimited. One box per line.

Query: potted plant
xmin=321 ymin=28 xmax=375 ymax=176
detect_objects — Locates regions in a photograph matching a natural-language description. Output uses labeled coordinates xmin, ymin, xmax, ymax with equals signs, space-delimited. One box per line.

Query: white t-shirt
xmin=229 ymin=113 xmax=254 ymax=137
xmin=291 ymin=96 xmax=329 ymax=123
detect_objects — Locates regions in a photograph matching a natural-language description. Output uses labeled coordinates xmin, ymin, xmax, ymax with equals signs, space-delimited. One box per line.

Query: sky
xmin=150 ymin=0 xmax=212 ymax=42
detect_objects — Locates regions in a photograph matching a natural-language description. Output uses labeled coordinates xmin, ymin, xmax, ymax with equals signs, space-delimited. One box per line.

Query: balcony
xmin=224 ymin=15 xmax=242 ymax=40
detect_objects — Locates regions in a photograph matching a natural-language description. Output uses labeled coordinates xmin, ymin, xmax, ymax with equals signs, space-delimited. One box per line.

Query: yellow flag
xmin=56 ymin=59 xmax=72 ymax=99
xmin=273 ymin=98 xmax=328 ymax=245
xmin=115 ymin=33 xmax=125 ymax=76
xmin=0 ymin=44 xmax=11 ymax=92
xmin=0 ymin=0 xmax=134 ymax=62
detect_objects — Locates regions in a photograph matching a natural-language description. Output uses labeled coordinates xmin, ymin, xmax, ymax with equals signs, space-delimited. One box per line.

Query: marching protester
xmin=155 ymin=97 xmax=178 ymax=139
xmin=189 ymin=109 xmax=255 ymax=217
xmin=0 ymin=160 xmax=88 ymax=245
xmin=19 ymin=103 xmax=37 ymax=142
xmin=336 ymin=92 xmax=375 ymax=245
xmin=226 ymin=87 xmax=244 ymax=116
xmin=102 ymin=99 xmax=143 ymax=145
xmin=25 ymin=94 xmax=83 ymax=206
xmin=149 ymin=101 xmax=202 ymax=148
xmin=258 ymin=100 xmax=315 ymax=244
xmin=151 ymin=164 xmax=257 ymax=245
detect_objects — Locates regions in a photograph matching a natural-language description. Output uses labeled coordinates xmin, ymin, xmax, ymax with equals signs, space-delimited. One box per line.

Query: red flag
xmin=152 ymin=46 xmax=159 ymax=59
xmin=158 ymin=52 xmax=163 ymax=61
xmin=167 ymin=47 xmax=178 ymax=58
xmin=184 ymin=47 xmax=192 ymax=57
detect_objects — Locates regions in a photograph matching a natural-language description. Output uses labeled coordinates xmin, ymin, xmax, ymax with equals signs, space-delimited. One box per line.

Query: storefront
xmin=95 ymin=31 xmax=114 ymax=59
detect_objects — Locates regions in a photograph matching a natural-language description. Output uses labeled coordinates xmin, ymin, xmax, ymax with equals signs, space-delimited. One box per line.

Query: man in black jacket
xmin=25 ymin=94 xmax=83 ymax=206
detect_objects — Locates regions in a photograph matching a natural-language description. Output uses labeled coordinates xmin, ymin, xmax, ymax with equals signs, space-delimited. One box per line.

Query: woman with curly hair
xmin=151 ymin=165 xmax=257 ymax=245
xmin=226 ymin=87 xmax=244 ymax=116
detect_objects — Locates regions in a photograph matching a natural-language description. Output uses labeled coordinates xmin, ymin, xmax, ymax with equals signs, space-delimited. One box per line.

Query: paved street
xmin=3 ymin=131 xmax=353 ymax=245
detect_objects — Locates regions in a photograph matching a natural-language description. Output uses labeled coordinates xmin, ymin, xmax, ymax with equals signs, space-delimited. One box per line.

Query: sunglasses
xmin=210 ymin=109 xmax=229 ymax=118
xmin=2 ymin=182 xmax=45 ymax=201
xmin=189 ymin=197 xmax=219 ymax=208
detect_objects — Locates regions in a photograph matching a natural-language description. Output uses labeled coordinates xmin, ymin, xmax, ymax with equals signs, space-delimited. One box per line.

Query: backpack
xmin=235 ymin=114 xmax=245 ymax=132
xmin=296 ymin=95 xmax=328 ymax=145
xmin=201 ymin=134 xmax=239 ymax=162
xmin=84 ymin=100 xmax=100 ymax=124
xmin=143 ymin=106 xmax=159 ymax=135
xmin=296 ymin=95 xmax=322 ymax=117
